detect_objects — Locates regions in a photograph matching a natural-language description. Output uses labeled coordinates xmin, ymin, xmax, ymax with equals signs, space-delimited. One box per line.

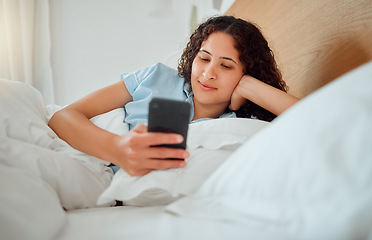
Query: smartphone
xmin=148 ymin=98 xmax=191 ymax=153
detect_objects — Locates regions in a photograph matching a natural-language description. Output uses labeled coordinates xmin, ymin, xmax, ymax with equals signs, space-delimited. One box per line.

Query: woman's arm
xmin=48 ymin=81 xmax=188 ymax=176
xmin=229 ymin=75 xmax=300 ymax=116
xmin=49 ymin=81 xmax=132 ymax=158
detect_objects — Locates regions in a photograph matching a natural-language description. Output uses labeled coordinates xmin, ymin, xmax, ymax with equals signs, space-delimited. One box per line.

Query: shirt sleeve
xmin=120 ymin=64 xmax=159 ymax=97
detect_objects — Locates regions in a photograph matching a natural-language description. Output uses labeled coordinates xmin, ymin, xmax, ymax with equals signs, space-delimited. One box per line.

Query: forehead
xmin=201 ymin=32 xmax=239 ymax=58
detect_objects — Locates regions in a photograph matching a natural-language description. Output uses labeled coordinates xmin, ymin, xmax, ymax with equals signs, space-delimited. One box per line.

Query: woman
xmin=48 ymin=16 xmax=299 ymax=176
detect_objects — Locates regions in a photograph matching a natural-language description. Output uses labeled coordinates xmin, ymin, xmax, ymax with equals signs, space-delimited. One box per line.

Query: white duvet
xmin=0 ymin=79 xmax=117 ymax=239
xmin=1 ymin=61 xmax=372 ymax=240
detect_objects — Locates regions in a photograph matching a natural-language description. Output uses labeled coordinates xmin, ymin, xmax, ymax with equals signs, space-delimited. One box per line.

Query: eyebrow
xmin=200 ymin=49 xmax=238 ymax=65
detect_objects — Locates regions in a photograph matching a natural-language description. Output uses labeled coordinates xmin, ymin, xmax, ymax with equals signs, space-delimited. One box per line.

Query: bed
xmin=1 ymin=0 xmax=372 ymax=239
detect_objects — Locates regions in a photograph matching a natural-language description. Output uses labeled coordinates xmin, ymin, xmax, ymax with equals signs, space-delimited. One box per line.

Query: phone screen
xmin=148 ymin=98 xmax=190 ymax=150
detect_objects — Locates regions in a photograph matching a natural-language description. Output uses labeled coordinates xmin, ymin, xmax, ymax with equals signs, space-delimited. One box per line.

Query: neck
xmin=192 ymin=101 xmax=228 ymax=121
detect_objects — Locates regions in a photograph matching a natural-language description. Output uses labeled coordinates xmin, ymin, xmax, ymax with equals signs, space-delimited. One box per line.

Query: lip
xmin=198 ymin=81 xmax=217 ymax=91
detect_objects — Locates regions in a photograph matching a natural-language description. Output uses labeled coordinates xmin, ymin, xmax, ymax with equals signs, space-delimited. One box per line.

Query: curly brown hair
xmin=178 ymin=15 xmax=287 ymax=122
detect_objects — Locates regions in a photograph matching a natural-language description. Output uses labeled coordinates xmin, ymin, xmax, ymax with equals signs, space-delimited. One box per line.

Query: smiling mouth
xmin=199 ymin=81 xmax=217 ymax=91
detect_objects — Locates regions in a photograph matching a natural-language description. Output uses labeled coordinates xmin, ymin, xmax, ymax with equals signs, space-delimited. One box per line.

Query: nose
xmin=203 ymin=64 xmax=217 ymax=80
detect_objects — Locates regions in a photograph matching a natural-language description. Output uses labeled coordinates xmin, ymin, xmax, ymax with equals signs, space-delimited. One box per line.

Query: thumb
xmin=229 ymin=93 xmax=247 ymax=111
xmin=229 ymin=91 xmax=240 ymax=111
xmin=132 ymin=123 xmax=148 ymax=133
xmin=229 ymin=101 xmax=239 ymax=111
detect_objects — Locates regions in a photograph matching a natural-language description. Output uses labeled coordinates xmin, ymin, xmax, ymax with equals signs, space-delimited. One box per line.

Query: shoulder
xmin=122 ymin=63 xmax=183 ymax=95
xmin=122 ymin=63 xmax=180 ymax=84
xmin=135 ymin=63 xmax=183 ymax=87
xmin=123 ymin=63 xmax=186 ymax=99
xmin=152 ymin=62 xmax=176 ymax=72
xmin=130 ymin=62 xmax=177 ymax=77
xmin=143 ymin=63 xmax=184 ymax=89
xmin=144 ymin=62 xmax=179 ymax=80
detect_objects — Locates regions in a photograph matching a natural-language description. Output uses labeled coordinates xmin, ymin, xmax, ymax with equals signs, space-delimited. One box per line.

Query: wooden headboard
xmin=226 ymin=0 xmax=372 ymax=98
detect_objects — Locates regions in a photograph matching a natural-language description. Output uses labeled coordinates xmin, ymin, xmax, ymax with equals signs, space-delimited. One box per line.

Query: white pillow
xmin=97 ymin=118 xmax=270 ymax=206
xmin=166 ymin=62 xmax=372 ymax=239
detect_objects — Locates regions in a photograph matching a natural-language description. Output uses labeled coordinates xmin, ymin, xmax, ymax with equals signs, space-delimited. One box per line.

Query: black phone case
xmin=148 ymin=98 xmax=190 ymax=150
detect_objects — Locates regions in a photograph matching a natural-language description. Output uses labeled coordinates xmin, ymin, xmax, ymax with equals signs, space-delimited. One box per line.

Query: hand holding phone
xmin=148 ymin=98 xmax=190 ymax=157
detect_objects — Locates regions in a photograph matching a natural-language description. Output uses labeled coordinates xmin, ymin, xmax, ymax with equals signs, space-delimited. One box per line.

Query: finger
xmin=229 ymin=98 xmax=240 ymax=110
xmin=229 ymin=95 xmax=247 ymax=111
xmin=125 ymin=167 xmax=152 ymax=176
xmin=134 ymin=132 xmax=184 ymax=147
xmin=145 ymin=147 xmax=190 ymax=160
xmin=120 ymin=149 xmax=188 ymax=176
xmin=229 ymin=102 xmax=237 ymax=111
xmin=229 ymin=102 xmax=243 ymax=111
xmin=229 ymin=90 xmax=240 ymax=110
xmin=131 ymin=123 xmax=148 ymax=133
xmin=142 ymin=158 xmax=187 ymax=171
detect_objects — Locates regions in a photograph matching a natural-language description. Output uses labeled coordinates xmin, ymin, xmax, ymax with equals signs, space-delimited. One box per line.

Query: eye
xmin=221 ymin=64 xmax=232 ymax=69
xmin=200 ymin=57 xmax=210 ymax=62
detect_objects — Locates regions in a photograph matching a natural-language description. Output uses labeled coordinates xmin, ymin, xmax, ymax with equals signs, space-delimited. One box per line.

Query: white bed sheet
xmin=60 ymin=206 xmax=293 ymax=240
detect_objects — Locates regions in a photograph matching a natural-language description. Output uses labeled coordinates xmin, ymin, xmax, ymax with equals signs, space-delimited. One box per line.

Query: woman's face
xmin=191 ymin=31 xmax=244 ymax=112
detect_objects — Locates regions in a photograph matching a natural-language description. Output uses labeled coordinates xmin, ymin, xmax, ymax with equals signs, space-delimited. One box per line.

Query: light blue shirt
xmin=122 ymin=62 xmax=236 ymax=129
